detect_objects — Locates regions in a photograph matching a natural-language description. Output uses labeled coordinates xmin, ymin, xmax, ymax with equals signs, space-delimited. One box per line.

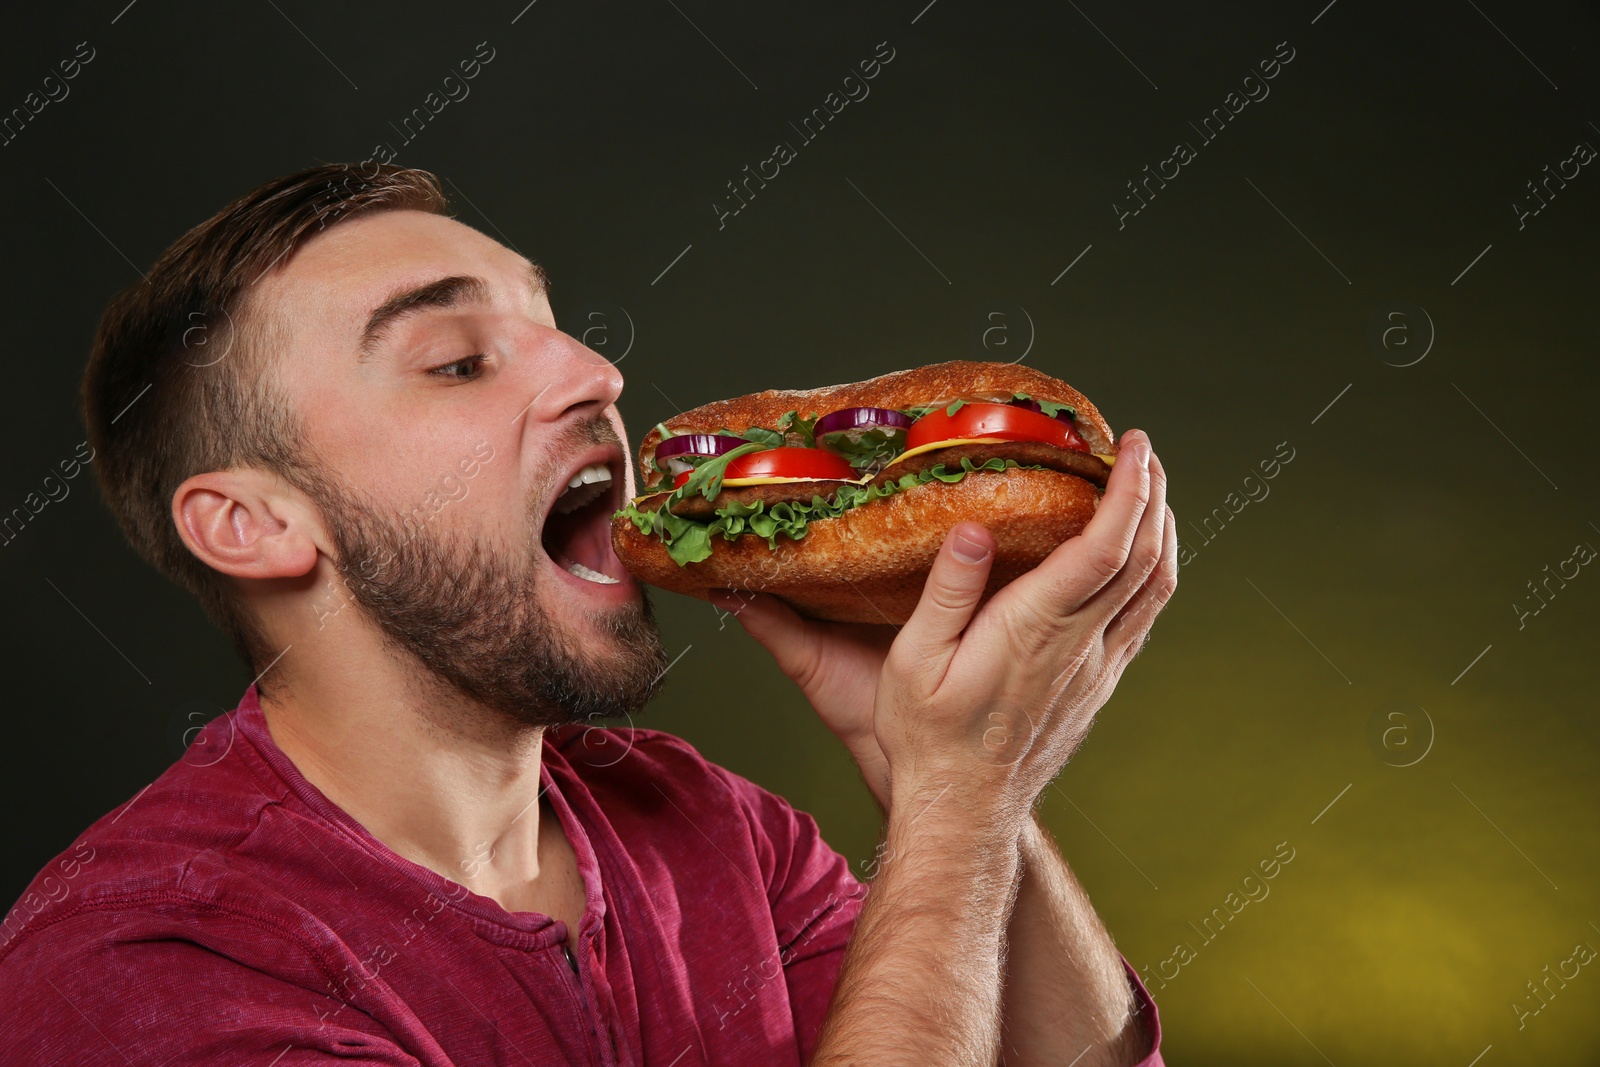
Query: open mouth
xmin=540 ymin=450 xmax=630 ymax=588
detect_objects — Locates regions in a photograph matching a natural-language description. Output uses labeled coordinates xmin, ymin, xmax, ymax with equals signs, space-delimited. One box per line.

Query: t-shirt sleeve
xmin=706 ymin=765 xmax=867 ymax=1064
xmin=0 ymin=912 xmax=427 ymax=1066
xmin=1123 ymin=957 xmax=1166 ymax=1066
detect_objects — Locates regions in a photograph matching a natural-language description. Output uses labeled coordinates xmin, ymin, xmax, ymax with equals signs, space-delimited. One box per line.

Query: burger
xmin=610 ymin=360 xmax=1119 ymax=624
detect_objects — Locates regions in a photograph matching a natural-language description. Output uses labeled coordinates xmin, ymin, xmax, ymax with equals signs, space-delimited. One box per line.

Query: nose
xmin=524 ymin=330 xmax=624 ymax=424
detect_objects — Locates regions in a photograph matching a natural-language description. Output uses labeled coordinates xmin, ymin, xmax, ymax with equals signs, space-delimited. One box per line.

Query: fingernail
xmin=952 ymin=531 xmax=990 ymax=563
xmin=1128 ymin=430 xmax=1151 ymax=468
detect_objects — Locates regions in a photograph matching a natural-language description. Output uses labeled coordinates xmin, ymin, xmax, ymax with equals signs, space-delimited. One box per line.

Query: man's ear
xmin=172 ymin=469 xmax=322 ymax=581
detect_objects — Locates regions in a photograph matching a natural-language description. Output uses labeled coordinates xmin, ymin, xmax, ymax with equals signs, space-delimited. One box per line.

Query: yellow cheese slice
xmin=878 ymin=437 xmax=1011 ymax=466
xmin=884 ymin=439 xmax=1115 ymax=468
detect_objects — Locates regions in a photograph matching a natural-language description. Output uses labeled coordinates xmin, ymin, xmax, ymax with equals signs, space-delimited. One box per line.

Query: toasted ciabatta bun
xmin=612 ymin=361 xmax=1117 ymax=623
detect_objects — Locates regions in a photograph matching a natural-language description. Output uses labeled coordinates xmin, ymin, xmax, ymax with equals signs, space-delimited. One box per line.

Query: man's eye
xmin=429 ymin=355 xmax=486 ymax=381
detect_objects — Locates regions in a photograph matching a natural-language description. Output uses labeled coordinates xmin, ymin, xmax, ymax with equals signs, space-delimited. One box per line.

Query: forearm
xmin=1000 ymin=814 xmax=1152 ymax=1067
xmin=811 ymin=796 xmax=1023 ymax=1066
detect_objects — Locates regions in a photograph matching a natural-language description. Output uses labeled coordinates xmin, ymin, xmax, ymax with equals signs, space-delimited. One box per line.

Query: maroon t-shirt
xmin=0 ymin=685 xmax=1163 ymax=1065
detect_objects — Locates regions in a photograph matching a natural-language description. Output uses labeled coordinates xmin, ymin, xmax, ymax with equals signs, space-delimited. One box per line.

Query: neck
xmin=259 ymin=655 xmax=550 ymax=907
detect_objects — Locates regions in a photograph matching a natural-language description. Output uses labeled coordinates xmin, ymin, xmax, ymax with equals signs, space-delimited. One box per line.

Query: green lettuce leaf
xmin=666 ymin=440 xmax=766 ymax=506
xmin=616 ymin=455 xmax=1048 ymax=567
xmin=1012 ymin=392 xmax=1076 ymax=420
xmin=725 ymin=409 xmax=819 ymax=449
xmin=817 ymin=426 xmax=908 ymax=472
xmin=733 ymin=425 xmax=785 ymax=448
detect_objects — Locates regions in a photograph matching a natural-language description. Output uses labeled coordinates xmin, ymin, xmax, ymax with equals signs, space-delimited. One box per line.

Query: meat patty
xmin=872 ymin=442 xmax=1111 ymax=490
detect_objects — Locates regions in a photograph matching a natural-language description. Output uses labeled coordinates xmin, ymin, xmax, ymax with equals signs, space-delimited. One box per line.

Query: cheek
xmin=443 ymin=444 xmax=528 ymax=536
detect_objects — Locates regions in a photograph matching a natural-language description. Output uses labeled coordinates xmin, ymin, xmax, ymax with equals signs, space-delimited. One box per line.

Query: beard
xmin=295 ymin=437 xmax=669 ymax=729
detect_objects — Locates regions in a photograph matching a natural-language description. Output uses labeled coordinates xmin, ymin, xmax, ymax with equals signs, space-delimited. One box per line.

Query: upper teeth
xmin=555 ymin=463 xmax=613 ymax=514
xmin=568 ymin=463 xmax=612 ymax=490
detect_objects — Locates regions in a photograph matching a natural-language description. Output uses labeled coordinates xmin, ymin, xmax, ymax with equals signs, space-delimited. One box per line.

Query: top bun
xmin=637 ymin=361 xmax=1115 ymax=492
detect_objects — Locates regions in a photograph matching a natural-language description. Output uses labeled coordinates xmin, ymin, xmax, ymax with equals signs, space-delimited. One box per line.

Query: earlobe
xmin=172 ymin=470 xmax=321 ymax=581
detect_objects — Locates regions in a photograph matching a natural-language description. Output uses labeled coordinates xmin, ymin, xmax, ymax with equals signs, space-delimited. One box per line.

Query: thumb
xmin=895 ymin=522 xmax=995 ymax=672
xmin=708 ymin=589 xmax=825 ymax=690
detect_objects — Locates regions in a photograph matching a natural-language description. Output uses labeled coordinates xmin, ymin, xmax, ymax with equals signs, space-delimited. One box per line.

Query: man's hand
xmin=716 ymin=429 xmax=1174 ymax=1066
xmin=874 ymin=427 xmax=1172 ymax=818
xmin=712 ymin=428 xmax=1174 ymax=816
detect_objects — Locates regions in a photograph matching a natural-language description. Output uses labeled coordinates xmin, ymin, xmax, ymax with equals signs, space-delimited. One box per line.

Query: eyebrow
xmin=357 ymin=261 xmax=549 ymax=361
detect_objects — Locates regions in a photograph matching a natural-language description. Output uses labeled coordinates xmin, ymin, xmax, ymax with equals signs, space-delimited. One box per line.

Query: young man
xmin=0 ymin=164 xmax=1175 ymax=1066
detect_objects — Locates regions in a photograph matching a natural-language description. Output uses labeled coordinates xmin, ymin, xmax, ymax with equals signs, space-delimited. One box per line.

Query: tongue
xmin=543 ymin=495 xmax=618 ymax=579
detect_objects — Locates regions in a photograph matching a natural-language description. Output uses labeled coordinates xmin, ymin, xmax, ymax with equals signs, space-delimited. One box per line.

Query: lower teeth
xmin=565 ymin=560 xmax=620 ymax=585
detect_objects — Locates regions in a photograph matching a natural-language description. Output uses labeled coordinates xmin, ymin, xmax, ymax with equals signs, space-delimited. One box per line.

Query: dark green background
xmin=3 ymin=1 xmax=1596 ymax=1062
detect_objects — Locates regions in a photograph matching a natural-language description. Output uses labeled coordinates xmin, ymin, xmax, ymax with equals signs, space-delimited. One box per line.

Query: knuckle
xmin=1088 ymin=547 xmax=1127 ymax=583
xmin=1130 ymin=536 xmax=1163 ymax=577
xmin=1116 ymin=634 xmax=1148 ymax=671
xmin=923 ymin=578 xmax=978 ymax=615
xmin=1131 ymin=466 xmax=1154 ymax=505
xmin=1001 ymin=597 xmax=1061 ymax=656
xmin=1160 ymin=554 xmax=1179 ymax=594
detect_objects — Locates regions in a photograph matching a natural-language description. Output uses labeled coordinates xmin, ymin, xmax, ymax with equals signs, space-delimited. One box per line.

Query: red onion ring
xmin=813 ymin=407 xmax=915 ymax=437
xmin=653 ymin=433 xmax=747 ymax=474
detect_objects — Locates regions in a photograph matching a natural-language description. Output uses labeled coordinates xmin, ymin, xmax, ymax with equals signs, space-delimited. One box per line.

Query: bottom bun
xmin=611 ymin=467 xmax=1102 ymax=624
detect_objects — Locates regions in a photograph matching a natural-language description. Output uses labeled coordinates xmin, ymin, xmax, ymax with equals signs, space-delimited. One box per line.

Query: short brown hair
xmin=82 ymin=163 xmax=450 ymax=674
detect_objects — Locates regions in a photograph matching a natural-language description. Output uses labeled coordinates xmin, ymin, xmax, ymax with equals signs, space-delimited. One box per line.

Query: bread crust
xmin=614 ymin=361 xmax=1116 ymax=623
xmin=611 ymin=466 xmax=1102 ymax=624
xmin=636 ymin=360 xmax=1114 ymax=492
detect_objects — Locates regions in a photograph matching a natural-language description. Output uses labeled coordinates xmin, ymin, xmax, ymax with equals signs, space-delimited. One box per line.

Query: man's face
xmin=258 ymin=208 xmax=667 ymax=724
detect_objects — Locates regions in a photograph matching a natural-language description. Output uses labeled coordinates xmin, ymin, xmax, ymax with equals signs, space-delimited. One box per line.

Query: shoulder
xmin=1 ymin=711 xmax=326 ymax=969
xmin=0 ymin=904 xmax=407 ymax=1064
xmin=1 ymin=839 xmax=346 ymax=988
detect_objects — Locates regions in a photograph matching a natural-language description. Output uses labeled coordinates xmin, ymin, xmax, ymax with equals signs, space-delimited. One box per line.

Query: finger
xmin=1104 ymin=504 xmax=1178 ymax=662
xmin=707 ymin=589 xmax=828 ymax=692
xmin=1015 ymin=428 xmax=1153 ymax=615
xmin=1082 ymin=444 xmax=1170 ymax=622
xmin=893 ymin=522 xmax=996 ymax=680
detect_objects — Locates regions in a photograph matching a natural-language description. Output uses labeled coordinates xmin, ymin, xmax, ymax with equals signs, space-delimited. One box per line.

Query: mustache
xmin=537 ymin=415 xmax=626 ymax=500
xmin=563 ymin=414 xmax=623 ymax=454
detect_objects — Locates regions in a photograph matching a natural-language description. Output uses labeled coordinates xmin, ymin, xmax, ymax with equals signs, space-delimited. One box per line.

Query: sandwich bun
xmin=612 ymin=361 xmax=1117 ymax=624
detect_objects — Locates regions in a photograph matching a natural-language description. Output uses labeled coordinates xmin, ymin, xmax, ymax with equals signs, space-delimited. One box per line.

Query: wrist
xmin=885 ymin=779 xmax=1030 ymax=861
xmin=889 ymin=770 xmax=1034 ymax=834
xmin=842 ymin=737 xmax=891 ymax=811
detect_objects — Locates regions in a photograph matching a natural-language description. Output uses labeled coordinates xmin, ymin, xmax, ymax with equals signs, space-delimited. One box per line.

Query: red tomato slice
xmin=905 ymin=402 xmax=1090 ymax=453
xmin=672 ymin=446 xmax=858 ymax=489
